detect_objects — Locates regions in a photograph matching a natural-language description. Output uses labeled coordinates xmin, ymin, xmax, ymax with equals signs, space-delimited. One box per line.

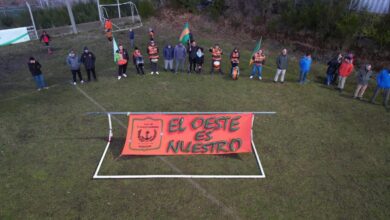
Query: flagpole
xmin=249 ymin=36 xmax=263 ymax=65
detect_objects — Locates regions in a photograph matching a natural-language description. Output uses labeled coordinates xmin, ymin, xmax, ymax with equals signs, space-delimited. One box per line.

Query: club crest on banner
xmin=129 ymin=118 xmax=163 ymax=151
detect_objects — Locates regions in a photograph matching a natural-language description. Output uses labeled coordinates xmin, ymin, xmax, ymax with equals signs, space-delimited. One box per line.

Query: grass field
xmin=0 ymin=21 xmax=389 ymax=219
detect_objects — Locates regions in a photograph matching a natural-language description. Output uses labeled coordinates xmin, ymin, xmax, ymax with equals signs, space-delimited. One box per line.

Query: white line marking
xmin=93 ymin=112 xmax=266 ymax=178
xmin=75 ymin=86 xmax=241 ymax=220
xmin=94 ymin=175 xmax=265 ymax=179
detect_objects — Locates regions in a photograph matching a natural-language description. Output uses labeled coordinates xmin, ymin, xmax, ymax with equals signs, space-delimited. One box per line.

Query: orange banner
xmin=121 ymin=113 xmax=254 ymax=155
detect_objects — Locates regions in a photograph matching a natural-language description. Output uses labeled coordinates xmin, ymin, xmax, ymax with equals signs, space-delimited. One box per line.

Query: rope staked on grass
xmin=74 ymin=86 xmax=242 ymax=220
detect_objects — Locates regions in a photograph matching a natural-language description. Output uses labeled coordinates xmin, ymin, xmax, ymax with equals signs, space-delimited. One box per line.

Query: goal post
xmin=0 ymin=2 xmax=38 ymax=47
xmin=98 ymin=1 xmax=143 ymax=32
xmin=25 ymin=1 xmax=38 ymax=40
xmin=89 ymin=112 xmax=276 ymax=179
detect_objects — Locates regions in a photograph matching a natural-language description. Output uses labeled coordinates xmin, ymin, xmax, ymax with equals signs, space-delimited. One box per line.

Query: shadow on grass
xmin=108 ymin=137 xmax=161 ymax=160
xmin=318 ymin=84 xmax=339 ymax=91
xmin=215 ymin=153 xmax=243 ymax=160
xmin=339 ymin=93 xmax=390 ymax=111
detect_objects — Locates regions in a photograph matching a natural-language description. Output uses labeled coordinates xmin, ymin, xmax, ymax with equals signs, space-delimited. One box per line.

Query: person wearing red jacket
xmin=147 ymin=41 xmax=159 ymax=75
xmin=337 ymin=57 xmax=354 ymax=92
xmin=104 ymin=19 xmax=113 ymax=42
xmin=39 ymin=31 xmax=52 ymax=54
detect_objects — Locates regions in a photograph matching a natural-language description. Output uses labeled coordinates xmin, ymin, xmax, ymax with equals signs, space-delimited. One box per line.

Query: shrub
xmin=169 ymin=0 xmax=200 ymax=11
xmin=207 ymin=0 xmax=226 ymax=20
xmin=73 ymin=1 xmax=99 ymax=24
xmin=137 ymin=0 xmax=155 ymax=18
xmin=0 ymin=15 xmax=14 ymax=27
xmin=367 ymin=13 xmax=390 ymax=50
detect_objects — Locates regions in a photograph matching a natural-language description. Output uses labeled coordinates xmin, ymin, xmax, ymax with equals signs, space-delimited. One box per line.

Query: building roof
xmin=350 ymin=0 xmax=390 ymax=14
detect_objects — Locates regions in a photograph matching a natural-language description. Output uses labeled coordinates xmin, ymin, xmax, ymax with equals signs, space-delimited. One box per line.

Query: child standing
xmin=39 ymin=31 xmax=52 ymax=54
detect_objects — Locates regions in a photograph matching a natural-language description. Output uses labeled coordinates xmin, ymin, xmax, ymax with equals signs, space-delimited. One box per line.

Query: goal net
xmin=99 ymin=1 xmax=142 ymax=32
xmin=0 ymin=2 xmax=38 ymax=46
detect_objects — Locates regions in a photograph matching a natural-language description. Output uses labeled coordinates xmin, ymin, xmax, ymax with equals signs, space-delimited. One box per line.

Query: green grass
xmin=0 ymin=22 xmax=389 ymax=219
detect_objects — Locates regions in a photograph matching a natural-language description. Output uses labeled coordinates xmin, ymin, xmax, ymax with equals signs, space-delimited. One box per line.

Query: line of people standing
xmin=324 ymin=53 xmax=390 ymax=107
xmin=27 ymin=29 xmax=390 ymax=108
xmin=66 ymin=47 xmax=97 ymax=85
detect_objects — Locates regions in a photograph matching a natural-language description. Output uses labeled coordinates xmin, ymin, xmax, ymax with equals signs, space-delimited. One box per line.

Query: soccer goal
xmin=0 ymin=2 xmax=39 ymax=47
xmin=98 ymin=1 xmax=143 ymax=32
xmin=90 ymin=111 xmax=276 ymax=179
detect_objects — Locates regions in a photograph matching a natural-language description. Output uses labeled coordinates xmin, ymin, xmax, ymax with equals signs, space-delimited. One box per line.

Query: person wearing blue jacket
xmin=370 ymin=68 xmax=390 ymax=107
xmin=299 ymin=53 xmax=312 ymax=84
xmin=128 ymin=29 xmax=135 ymax=48
xmin=163 ymin=44 xmax=174 ymax=72
xmin=66 ymin=50 xmax=84 ymax=85
xmin=174 ymin=43 xmax=187 ymax=74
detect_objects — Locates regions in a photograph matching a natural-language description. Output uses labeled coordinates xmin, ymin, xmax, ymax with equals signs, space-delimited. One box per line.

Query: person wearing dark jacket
xmin=163 ymin=44 xmax=174 ymax=72
xmin=148 ymin=28 xmax=155 ymax=41
xmin=188 ymin=41 xmax=199 ymax=73
xmin=28 ymin=57 xmax=48 ymax=91
xmin=326 ymin=53 xmax=343 ymax=86
xmin=274 ymin=48 xmax=288 ymax=83
xmin=132 ymin=47 xmax=145 ymax=75
xmin=80 ymin=46 xmax=97 ymax=81
xmin=128 ymin=28 xmax=135 ymax=48
xmin=353 ymin=64 xmax=373 ymax=99
xmin=195 ymin=47 xmax=204 ymax=73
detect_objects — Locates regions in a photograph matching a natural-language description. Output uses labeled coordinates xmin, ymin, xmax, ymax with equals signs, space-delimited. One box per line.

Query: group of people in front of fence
xmin=27 ymin=28 xmax=390 ymax=108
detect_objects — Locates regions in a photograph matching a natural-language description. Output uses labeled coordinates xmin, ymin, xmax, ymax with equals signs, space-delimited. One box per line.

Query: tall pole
xmin=65 ymin=0 xmax=78 ymax=34
xmin=117 ymin=0 xmax=121 ymax=18
xmin=26 ymin=1 xmax=38 ymax=39
xmin=97 ymin=0 xmax=103 ymax=25
xmin=131 ymin=3 xmax=134 ymax=22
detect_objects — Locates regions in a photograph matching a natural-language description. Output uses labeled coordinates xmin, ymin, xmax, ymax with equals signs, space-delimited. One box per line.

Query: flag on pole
xmin=249 ymin=37 xmax=262 ymax=65
xmin=113 ymin=37 xmax=118 ymax=63
xmin=179 ymin=22 xmax=190 ymax=44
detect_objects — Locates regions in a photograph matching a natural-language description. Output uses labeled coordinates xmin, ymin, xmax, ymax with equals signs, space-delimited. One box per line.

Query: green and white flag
xmin=113 ymin=37 xmax=119 ymax=63
xmin=179 ymin=22 xmax=190 ymax=44
xmin=249 ymin=37 xmax=262 ymax=65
